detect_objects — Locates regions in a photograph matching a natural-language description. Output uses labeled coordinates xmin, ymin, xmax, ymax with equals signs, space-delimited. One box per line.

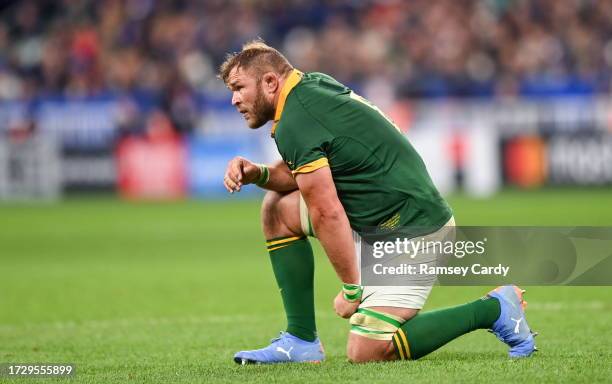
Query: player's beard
xmin=247 ymin=83 xmax=275 ymax=129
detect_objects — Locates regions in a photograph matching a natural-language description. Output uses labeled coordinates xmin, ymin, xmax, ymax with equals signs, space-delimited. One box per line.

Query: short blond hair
xmin=218 ymin=39 xmax=293 ymax=84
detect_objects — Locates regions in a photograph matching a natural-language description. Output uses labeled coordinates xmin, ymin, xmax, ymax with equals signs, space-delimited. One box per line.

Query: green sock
xmin=393 ymin=297 xmax=501 ymax=360
xmin=266 ymin=236 xmax=316 ymax=342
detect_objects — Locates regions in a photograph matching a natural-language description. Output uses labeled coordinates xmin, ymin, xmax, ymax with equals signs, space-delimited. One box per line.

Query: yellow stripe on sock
xmin=266 ymin=236 xmax=303 ymax=247
xmin=267 ymin=244 xmax=293 ymax=252
xmin=397 ymin=328 xmax=411 ymax=360
xmin=393 ymin=333 xmax=406 ymax=360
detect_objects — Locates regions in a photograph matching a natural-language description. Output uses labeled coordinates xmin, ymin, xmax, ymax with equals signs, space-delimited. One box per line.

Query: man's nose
xmin=231 ymin=92 xmax=241 ymax=106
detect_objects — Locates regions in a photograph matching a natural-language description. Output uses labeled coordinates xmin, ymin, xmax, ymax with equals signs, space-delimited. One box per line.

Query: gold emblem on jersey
xmin=379 ymin=212 xmax=400 ymax=230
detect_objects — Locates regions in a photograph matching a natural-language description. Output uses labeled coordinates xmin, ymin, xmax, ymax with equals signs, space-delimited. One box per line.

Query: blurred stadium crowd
xmin=1 ymin=0 xmax=612 ymax=108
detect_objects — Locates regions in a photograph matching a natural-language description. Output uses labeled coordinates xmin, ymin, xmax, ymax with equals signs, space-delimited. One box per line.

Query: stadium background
xmin=1 ymin=1 xmax=611 ymax=383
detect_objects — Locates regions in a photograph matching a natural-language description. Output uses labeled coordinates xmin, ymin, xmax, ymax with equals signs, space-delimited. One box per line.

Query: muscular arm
xmin=295 ymin=166 xmax=359 ymax=284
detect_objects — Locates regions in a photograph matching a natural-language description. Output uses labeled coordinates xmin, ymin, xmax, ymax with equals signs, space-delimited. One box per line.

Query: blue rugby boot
xmin=233 ymin=332 xmax=325 ymax=364
xmin=488 ymin=285 xmax=538 ymax=358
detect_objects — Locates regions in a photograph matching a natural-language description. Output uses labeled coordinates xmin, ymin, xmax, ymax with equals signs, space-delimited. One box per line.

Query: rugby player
xmin=220 ymin=40 xmax=537 ymax=364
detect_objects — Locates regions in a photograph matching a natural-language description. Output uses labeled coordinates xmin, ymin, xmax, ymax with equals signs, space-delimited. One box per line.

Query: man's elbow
xmin=309 ymin=203 xmax=345 ymax=224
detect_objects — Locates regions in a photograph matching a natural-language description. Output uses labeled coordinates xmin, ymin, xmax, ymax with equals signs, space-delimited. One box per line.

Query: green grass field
xmin=1 ymin=189 xmax=612 ymax=383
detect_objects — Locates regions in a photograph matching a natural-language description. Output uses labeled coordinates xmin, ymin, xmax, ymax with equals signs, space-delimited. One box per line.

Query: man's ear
xmin=261 ymin=72 xmax=280 ymax=95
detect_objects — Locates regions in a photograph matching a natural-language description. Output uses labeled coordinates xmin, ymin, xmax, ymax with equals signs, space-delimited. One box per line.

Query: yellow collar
xmin=271 ymin=69 xmax=303 ymax=137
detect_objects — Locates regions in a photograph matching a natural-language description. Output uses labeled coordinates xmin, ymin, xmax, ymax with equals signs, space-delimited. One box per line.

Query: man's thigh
xmin=360 ymin=286 xmax=433 ymax=310
xmin=347 ymin=217 xmax=456 ymax=360
xmin=299 ymin=194 xmax=449 ymax=312
xmin=354 ymin=216 xmax=456 ymax=311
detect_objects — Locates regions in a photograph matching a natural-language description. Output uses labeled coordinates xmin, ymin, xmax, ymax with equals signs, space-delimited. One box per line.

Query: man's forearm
xmin=259 ymin=160 xmax=298 ymax=192
xmin=310 ymin=205 xmax=359 ymax=284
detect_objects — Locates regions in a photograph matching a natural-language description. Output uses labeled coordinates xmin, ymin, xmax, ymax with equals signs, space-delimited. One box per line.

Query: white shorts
xmin=299 ymin=194 xmax=456 ymax=310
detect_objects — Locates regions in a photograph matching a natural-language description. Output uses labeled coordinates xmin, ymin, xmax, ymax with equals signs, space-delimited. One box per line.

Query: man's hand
xmin=223 ymin=156 xmax=260 ymax=193
xmin=334 ymin=291 xmax=360 ymax=319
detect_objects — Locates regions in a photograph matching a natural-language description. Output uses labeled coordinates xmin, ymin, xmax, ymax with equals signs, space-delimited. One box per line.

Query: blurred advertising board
xmin=407 ymin=97 xmax=612 ymax=192
xmin=186 ymin=134 xmax=268 ymax=198
xmin=61 ymin=149 xmax=116 ymax=192
xmin=547 ymin=133 xmax=612 ymax=185
xmin=116 ymin=136 xmax=187 ymax=200
xmin=0 ymin=99 xmax=120 ymax=193
xmin=2 ymin=96 xmax=611 ymax=201
xmin=36 ymin=99 xmax=119 ymax=150
xmin=0 ymin=134 xmax=61 ymax=200
xmin=407 ymin=100 xmax=501 ymax=197
xmin=502 ymin=133 xmax=612 ymax=187
xmin=114 ymin=132 xmax=270 ymax=200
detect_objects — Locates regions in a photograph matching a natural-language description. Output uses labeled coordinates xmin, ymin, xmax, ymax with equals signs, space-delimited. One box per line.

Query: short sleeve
xmin=274 ymin=101 xmax=333 ymax=175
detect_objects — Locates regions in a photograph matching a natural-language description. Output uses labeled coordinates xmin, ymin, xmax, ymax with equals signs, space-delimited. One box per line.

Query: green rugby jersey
xmin=272 ymin=69 xmax=452 ymax=233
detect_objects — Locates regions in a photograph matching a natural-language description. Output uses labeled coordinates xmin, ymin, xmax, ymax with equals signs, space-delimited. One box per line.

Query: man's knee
xmin=260 ymin=190 xmax=302 ymax=239
xmin=346 ymin=343 xmax=368 ymax=363
xmin=346 ymin=334 xmax=395 ymax=363
xmin=261 ymin=191 xmax=282 ymax=232
xmin=347 ymin=342 xmax=375 ymax=363
xmin=345 ymin=307 xmax=419 ymax=363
